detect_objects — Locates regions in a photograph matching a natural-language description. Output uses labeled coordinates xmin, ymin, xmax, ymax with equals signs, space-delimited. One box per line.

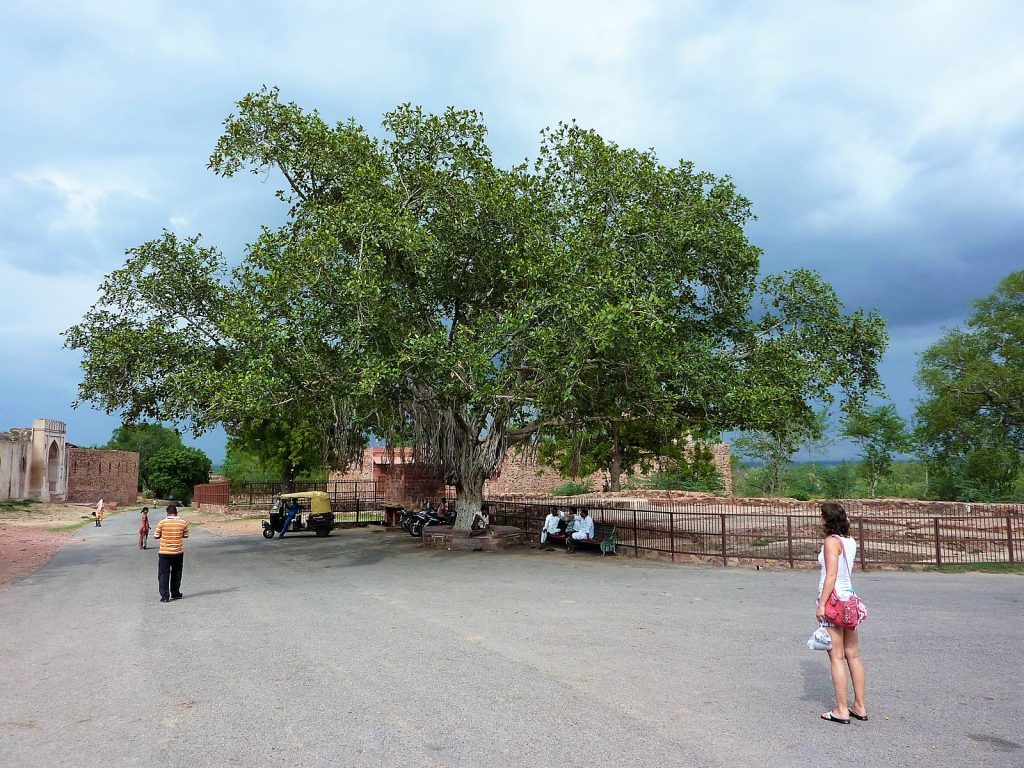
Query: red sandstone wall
xmin=65 ymin=447 xmax=139 ymax=506
xmin=329 ymin=441 xmax=734 ymax=501
xmin=375 ymin=463 xmax=446 ymax=509
xmin=331 ymin=450 xmax=374 ymax=483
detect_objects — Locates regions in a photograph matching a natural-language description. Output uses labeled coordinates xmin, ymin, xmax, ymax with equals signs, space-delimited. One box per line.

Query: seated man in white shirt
xmin=540 ymin=509 xmax=565 ymax=544
xmin=566 ymin=509 xmax=595 ymax=553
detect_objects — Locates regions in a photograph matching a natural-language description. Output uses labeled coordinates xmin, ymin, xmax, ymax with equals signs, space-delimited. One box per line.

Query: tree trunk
xmin=609 ymin=423 xmax=623 ymax=493
xmin=452 ymin=472 xmax=486 ymax=532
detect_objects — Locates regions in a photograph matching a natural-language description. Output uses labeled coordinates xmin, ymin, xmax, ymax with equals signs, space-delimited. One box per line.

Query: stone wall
xmin=65 ymin=448 xmax=139 ymax=506
xmin=331 ymin=450 xmax=375 ymax=483
xmin=483 ymin=448 xmax=569 ymax=497
xmin=485 ymin=441 xmax=733 ymax=497
xmin=0 ymin=430 xmax=31 ymax=501
xmin=329 ymin=439 xmax=733 ymax=501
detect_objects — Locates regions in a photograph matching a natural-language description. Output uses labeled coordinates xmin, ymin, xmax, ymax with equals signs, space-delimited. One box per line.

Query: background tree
xmin=915 ymin=270 xmax=1024 ymax=500
xmin=224 ymin=415 xmax=330 ymax=485
xmin=645 ymin=443 xmax=725 ymax=493
xmin=734 ymin=413 xmax=829 ymax=498
xmin=104 ymin=423 xmax=183 ymax=491
xmin=146 ymin=446 xmax=212 ymax=504
xmin=537 ymin=417 xmax=694 ymax=492
xmin=65 ymin=88 xmax=887 ymax=529
xmin=842 ymin=404 xmax=910 ymax=496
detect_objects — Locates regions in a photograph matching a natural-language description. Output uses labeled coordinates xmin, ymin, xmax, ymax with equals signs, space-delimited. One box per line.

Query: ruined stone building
xmin=1 ymin=419 xmax=68 ymax=502
xmin=1 ymin=418 xmax=139 ymax=505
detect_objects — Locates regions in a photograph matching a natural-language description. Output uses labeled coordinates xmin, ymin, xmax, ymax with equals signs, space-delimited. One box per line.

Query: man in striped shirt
xmin=154 ymin=505 xmax=189 ymax=603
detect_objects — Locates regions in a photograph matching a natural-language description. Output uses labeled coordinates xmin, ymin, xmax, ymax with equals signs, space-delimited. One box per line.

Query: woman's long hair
xmin=820 ymin=501 xmax=851 ymax=537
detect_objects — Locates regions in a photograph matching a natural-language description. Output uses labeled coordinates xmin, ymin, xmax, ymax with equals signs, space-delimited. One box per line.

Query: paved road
xmin=1 ymin=509 xmax=1022 ymax=767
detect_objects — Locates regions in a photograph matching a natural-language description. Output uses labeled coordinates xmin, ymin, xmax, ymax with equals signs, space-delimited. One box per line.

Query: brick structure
xmin=330 ymin=448 xmax=445 ymax=509
xmin=330 ymin=439 xmax=733 ymax=502
xmin=65 ymin=447 xmax=139 ymax=506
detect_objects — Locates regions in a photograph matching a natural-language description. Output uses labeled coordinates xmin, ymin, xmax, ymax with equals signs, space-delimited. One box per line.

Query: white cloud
xmin=12 ymin=167 xmax=150 ymax=233
xmin=1 ymin=0 xmax=1023 ymax=460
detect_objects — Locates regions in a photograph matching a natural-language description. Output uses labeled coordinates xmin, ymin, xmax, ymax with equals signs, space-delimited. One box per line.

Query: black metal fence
xmin=490 ymin=499 xmax=1024 ymax=568
xmin=229 ymin=480 xmax=384 ymax=523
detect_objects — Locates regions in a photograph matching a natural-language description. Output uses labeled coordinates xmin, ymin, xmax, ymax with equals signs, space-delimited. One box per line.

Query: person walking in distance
xmin=153 ymin=505 xmax=189 ymax=603
xmin=138 ymin=507 xmax=150 ymax=550
xmin=95 ymin=498 xmax=104 ymax=527
xmin=817 ymin=501 xmax=868 ymax=724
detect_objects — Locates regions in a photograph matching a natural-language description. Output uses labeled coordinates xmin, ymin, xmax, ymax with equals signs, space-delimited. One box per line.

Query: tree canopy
xmin=915 ymin=270 xmax=1024 ymax=500
xmin=65 ymin=88 xmax=887 ymax=528
xmin=104 ymin=422 xmax=183 ymax=491
xmin=146 ymin=446 xmax=212 ymax=505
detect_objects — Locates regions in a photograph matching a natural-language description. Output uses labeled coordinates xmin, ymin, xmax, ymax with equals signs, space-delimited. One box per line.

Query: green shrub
xmin=552 ymin=481 xmax=592 ymax=496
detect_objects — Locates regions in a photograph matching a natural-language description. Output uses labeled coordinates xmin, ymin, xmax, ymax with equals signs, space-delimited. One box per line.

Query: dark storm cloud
xmin=2 ymin=0 xmax=1023 ymax=459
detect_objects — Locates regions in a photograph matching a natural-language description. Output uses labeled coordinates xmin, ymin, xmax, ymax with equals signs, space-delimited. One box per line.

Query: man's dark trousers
xmin=158 ymin=553 xmax=184 ymax=599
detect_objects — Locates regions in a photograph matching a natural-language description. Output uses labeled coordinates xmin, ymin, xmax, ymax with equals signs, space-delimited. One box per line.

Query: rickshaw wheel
xmin=315 ymin=526 xmax=331 ymax=538
xmin=262 ymin=527 xmax=275 ymax=539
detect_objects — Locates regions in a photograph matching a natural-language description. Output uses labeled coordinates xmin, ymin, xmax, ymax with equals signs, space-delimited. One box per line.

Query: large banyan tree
xmin=65 ymin=88 xmax=888 ymax=530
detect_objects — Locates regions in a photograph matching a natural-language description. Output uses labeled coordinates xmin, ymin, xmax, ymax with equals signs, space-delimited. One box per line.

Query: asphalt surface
xmin=1 ymin=509 xmax=1022 ymax=768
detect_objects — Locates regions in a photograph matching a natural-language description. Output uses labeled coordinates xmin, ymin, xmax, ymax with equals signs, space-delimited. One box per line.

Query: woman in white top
xmin=816 ymin=502 xmax=868 ymax=725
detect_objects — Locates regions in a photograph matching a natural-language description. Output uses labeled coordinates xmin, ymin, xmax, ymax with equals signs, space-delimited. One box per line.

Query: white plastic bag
xmin=806 ymin=625 xmax=832 ymax=651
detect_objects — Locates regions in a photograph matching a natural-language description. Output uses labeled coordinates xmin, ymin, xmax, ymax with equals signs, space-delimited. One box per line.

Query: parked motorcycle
xmin=408 ymin=506 xmax=455 ymax=537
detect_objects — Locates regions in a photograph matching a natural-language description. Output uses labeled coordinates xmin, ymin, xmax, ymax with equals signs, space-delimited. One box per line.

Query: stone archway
xmin=47 ymin=441 xmax=60 ymax=497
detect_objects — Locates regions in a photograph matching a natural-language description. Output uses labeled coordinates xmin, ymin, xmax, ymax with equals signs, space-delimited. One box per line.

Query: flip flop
xmin=821 ymin=712 xmax=851 ymax=724
xmin=849 ymin=711 xmax=869 ymax=721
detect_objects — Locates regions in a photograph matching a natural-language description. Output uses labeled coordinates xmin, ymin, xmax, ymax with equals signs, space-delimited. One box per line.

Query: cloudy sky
xmin=2 ymin=0 xmax=1022 ymax=463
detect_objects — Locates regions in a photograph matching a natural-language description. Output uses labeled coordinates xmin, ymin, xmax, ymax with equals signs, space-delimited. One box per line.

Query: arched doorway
xmin=47 ymin=441 xmax=60 ymax=498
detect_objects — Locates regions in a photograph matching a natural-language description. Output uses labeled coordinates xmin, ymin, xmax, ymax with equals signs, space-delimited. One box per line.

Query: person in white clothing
xmin=566 ymin=509 xmax=595 ymax=553
xmin=816 ymin=501 xmax=868 ymax=726
xmin=540 ymin=509 xmax=565 ymax=544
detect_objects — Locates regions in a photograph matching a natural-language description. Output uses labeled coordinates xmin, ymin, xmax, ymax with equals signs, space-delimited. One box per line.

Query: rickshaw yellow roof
xmin=279 ymin=491 xmax=330 ymax=500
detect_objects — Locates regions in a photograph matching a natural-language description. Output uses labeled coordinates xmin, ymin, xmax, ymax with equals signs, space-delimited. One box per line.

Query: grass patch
xmin=48 ymin=519 xmax=94 ymax=533
xmin=925 ymin=562 xmax=1024 ymax=575
xmin=0 ymin=499 xmax=40 ymax=512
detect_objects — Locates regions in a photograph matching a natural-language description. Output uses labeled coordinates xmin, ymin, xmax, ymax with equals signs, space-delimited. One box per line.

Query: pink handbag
xmin=822 ymin=537 xmax=866 ymax=628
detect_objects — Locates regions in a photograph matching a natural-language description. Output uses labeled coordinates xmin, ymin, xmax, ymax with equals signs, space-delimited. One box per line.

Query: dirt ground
xmin=0 ymin=501 xmax=100 ymax=589
xmin=186 ymin=509 xmax=264 ymax=537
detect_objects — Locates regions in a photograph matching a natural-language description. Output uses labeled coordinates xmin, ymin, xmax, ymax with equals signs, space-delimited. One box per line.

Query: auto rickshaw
xmin=262 ymin=491 xmax=335 ymax=539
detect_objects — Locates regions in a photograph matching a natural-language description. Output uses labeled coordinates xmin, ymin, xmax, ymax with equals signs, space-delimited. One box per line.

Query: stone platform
xmin=421 ymin=525 xmax=524 ymax=551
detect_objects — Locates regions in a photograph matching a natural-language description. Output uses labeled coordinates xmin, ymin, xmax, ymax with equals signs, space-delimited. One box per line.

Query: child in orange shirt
xmin=139 ymin=507 xmax=150 ymax=549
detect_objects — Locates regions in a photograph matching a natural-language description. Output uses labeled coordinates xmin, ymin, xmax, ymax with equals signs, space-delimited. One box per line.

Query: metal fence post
xmin=670 ymin=512 xmax=676 ymax=563
xmin=633 ymin=509 xmax=639 ymax=557
xmin=720 ymin=514 xmax=727 ymax=566
xmin=1008 ymin=516 xmax=1016 ymax=564
xmin=933 ymin=518 xmax=942 ymax=566
xmin=787 ymin=516 xmax=794 ymax=568
xmin=858 ymin=519 xmax=867 ymax=572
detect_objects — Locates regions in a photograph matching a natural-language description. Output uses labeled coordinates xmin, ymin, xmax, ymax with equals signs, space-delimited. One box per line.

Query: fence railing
xmin=209 ymin=480 xmax=384 ymax=523
xmin=489 ymin=499 xmax=1023 ymax=568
